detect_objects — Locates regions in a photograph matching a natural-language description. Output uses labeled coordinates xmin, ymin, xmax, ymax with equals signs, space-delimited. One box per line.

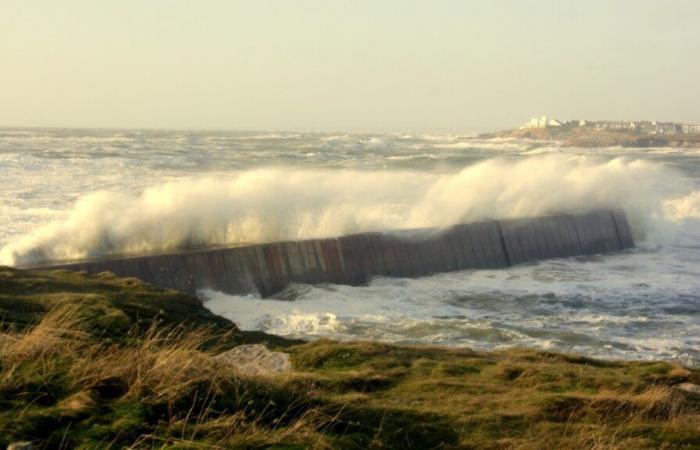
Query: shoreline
xmin=480 ymin=127 xmax=700 ymax=148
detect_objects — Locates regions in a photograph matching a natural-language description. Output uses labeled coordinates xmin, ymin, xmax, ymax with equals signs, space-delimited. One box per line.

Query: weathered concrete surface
xmin=24 ymin=209 xmax=634 ymax=297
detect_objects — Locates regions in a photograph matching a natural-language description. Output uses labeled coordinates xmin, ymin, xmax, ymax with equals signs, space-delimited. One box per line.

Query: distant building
xmin=520 ymin=117 xmax=700 ymax=134
xmin=682 ymin=123 xmax=700 ymax=133
xmin=520 ymin=116 xmax=563 ymax=129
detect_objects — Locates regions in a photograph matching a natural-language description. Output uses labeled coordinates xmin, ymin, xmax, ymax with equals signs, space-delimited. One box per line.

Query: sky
xmin=1 ymin=0 xmax=699 ymax=133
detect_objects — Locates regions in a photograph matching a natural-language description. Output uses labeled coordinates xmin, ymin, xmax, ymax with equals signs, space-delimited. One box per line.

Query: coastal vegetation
xmin=1 ymin=267 xmax=700 ymax=449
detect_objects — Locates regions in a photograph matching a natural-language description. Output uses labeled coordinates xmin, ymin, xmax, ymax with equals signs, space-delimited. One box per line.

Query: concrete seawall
xmin=25 ymin=209 xmax=634 ymax=297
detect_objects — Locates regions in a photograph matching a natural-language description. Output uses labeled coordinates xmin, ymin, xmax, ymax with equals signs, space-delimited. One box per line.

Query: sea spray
xmin=3 ymin=129 xmax=700 ymax=365
xmin=0 ymin=155 xmax=687 ymax=265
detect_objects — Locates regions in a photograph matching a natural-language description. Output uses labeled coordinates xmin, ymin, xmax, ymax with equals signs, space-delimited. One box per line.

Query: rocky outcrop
xmin=216 ymin=344 xmax=291 ymax=376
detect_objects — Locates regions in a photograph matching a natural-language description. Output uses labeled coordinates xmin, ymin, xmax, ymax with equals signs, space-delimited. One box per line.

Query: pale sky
xmin=1 ymin=0 xmax=699 ymax=132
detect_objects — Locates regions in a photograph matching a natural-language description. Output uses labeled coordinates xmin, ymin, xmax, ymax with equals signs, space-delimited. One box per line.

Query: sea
xmin=2 ymin=127 xmax=699 ymax=366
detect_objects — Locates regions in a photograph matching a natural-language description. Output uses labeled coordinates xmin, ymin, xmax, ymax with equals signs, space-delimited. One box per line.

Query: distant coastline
xmin=482 ymin=116 xmax=700 ymax=148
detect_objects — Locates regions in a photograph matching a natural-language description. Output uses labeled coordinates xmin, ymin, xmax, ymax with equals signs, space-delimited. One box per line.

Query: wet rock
xmin=216 ymin=344 xmax=291 ymax=376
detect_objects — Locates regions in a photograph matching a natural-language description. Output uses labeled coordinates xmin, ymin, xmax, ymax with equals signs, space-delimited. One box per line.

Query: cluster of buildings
xmin=520 ymin=116 xmax=700 ymax=134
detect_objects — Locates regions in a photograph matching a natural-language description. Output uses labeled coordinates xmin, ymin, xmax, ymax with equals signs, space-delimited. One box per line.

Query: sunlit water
xmin=2 ymin=128 xmax=700 ymax=365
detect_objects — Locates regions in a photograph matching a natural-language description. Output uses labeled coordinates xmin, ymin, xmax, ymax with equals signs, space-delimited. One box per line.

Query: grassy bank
xmin=1 ymin=267 xmax=699 ymax=449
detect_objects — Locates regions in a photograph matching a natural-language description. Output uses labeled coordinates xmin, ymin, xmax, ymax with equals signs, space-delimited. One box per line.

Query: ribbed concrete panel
xmin=320 ymin=239 xmax=346 ymax=284
xmin=375 ymin=234 xmax=400 ymax=276
xmin=298 ymin=241 xmax=322 ymax=282
xmin=498 ymin=220 xmax=519 ymax=264
xmin=485 ymin=221 xmax=509 ymax=268
xmin=577 ymin=212 xmax=603 ymax=254
xmin=559 ymin=215 xmax=579 ymax=256
xmin=470 ymin=223 xmax=492 ymax=267
xmin=611 ymin=209 xmax=634 ymax=249
xmin=263 ymin=243 xmax=290 ymax=287
xmin=220 ymin=248 xmax=255 ymax=294
xmin=572 ymin=213 xmax=593 ymax=254
xmin=241 ymin=246 xmax=270 ymax=295
xmin=410 ymin=238 xmax=431 ymax=275
xmin=389 ymin=235 xmax=413 ymax=277
xmin=467 ymin=223 xmax=491 ymax=268
xmin=588 ymin=211 xmax=611 ymax=253
xmin=585 ymin=212 xmax=605 ymax=254
xmin=334 ymin=238 xmax=348 ymax=279
xmin=424 ymin=232 xmax=450 ymax=274
xmin=588 ymin=212 xmax=606 ymax=253
xmin=543 ymin=216 xmax=567 ymax=258
xmin=312 ymin=241 xmax=328 ymax=280
xmin=265 ymin=243 xmax=292 ymax=294
xmin=500 ymin=219 xmax=529 ymax=265
xmin=564 ymin=215 xmax=582 ymax=255
xmin=361 ymin=233 xmax=385 ymax=276
xmin=337 ymin=234 xmax=368 ymax=285
xmin=597 ymin=210 xmax=622 ymax=252
xmin=529 ymin=218 xmax=549 ymax=259
xmin=182 ymin=252 xmax=212 ymax=290
xmin=452 ymin=225 xmax=478 ymax=269
xmin=402 ymin=236 xmax=428 ymax=276
xmin=465 ymin=224 xmax=484 ymax=269
xmin=439 ymin=231 xmax=460 ymax=272
xmin=533 ymin=219 xmax=551 ymax=259
xmin=284 ymin=242 xmax=306 ymax=281
xmin=475 ymin=222 xmax=501 ymax=268
xmin=559 ymin=215 xmax=581 ymax=256
xmin=549 ymin=216 xmax=568 ymax=257
xmin=515 ymin=220 xmax=535 ymax=262
xmin=446 ymin=228 xmax=468 ymax=270
xmin=529 ymin=219 xmax=552 ymax=260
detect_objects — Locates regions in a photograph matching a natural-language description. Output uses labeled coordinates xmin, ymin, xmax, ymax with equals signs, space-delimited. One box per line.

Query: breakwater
xmin=26 ymin=209 xmax=634 ymax=297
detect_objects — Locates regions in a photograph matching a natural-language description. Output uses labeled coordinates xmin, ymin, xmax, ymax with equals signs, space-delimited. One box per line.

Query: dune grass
xmin=1 ymin=267 xmax=700 ymax=449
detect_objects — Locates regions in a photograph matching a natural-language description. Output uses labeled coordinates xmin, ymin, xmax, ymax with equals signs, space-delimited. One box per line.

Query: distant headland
xmin=482 ymin=116 xmax=700 ymax=147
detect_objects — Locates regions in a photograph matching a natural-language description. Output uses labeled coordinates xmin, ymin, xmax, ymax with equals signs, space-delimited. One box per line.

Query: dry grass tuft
xmin=0 ymin=304 xmax=330 ymax=449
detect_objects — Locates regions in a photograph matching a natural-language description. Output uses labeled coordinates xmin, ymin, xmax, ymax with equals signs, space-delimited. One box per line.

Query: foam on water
xmin=0 ymin=156 xmax=682 ymax=265
xmin=203 ymin=241 xmax=700 ymax=365
xmin=2 ymin=128 xmax=700 ymax=364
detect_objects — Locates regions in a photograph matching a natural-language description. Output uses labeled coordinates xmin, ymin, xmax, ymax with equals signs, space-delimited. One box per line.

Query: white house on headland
xmin=519 ymin=116 xmax=563 ymax=129
xmin=683 ymin=123 xmax=700 ymax=133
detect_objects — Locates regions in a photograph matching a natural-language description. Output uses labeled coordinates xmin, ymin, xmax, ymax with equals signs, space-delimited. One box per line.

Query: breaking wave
xmin=0 ymin=155 xmax=692 ymax=266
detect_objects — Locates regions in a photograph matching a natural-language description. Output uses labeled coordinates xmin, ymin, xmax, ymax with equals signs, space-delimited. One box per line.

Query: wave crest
xmin=0 ymin=155 xmax=682 ymax=266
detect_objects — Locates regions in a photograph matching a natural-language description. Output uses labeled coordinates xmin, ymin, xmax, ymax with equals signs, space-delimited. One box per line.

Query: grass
xmin=1 ymin=267 xmax=700 ymax=449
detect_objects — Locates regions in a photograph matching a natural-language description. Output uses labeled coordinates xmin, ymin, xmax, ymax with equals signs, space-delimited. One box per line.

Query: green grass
xmin=0 ymin=266 xmax=296 ymax=349
xmin=1 ymin=267 xmax=700 ymax=449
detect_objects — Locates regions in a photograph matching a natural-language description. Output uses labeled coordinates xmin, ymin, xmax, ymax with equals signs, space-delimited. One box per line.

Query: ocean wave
xmin=1 ymin=154 xmax=689 ymax=266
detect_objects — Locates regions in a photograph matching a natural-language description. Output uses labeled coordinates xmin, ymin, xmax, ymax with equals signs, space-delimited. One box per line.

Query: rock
xmin=675 ymin=383 xmax=700 ymax=398
xmin=216 ymin=344 xmax=291 ymax=376
xmin=7 ymin=443 xmax=33 ymax=450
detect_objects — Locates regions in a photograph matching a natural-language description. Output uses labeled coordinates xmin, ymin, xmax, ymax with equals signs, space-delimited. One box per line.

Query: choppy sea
xmin=2 ymin=128 xmax=699 ymax=365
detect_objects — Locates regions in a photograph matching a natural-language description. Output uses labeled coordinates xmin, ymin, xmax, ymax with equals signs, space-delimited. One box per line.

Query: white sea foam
xmin=665 ymin=191 xmax=700 ymax=221
xmin=0 ymin=155 xmax=686 ymax=265
xmin=203 ymin=244 xmax=700 ymax=365
xmin=2 ymin=128 xmax=700 ymax=365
